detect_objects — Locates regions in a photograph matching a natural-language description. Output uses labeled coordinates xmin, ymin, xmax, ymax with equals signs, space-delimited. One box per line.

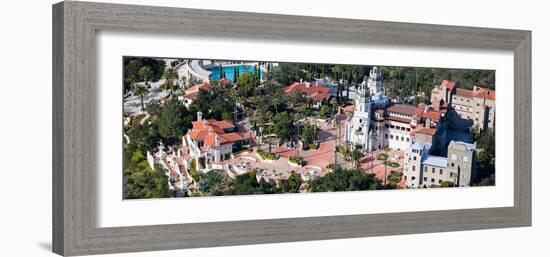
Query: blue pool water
xmin=209 ymin=65 xmax=264 ymax=81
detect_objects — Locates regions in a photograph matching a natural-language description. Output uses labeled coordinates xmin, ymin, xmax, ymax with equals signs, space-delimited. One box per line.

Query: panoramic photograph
xmin=122 ymin=57 xmax=496 ymax=199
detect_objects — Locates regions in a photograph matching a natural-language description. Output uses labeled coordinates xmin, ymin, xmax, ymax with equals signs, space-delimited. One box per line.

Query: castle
xmin=344 ymin=67 xmax=495 ymax=188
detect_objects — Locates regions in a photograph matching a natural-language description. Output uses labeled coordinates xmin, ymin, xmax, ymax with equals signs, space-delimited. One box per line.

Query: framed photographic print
xmin=52 ymin=1 xmax=531 ymax=256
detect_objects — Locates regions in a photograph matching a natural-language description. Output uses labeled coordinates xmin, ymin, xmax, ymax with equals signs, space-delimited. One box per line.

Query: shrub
xmin=289 ymin=156 xmax=306 ymax=166
xmin=257 ymin=150 xmax=279 ymax=160
xmin=377 ymin=153 xmax=388 ymax=161
xmin=389 ymin=162 xmax=400 ymax=168
xmin=387 ymin=173 xmax=402 ymax=184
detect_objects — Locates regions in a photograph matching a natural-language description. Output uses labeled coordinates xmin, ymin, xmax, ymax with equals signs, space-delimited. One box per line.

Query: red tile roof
xmin=422 ymin=110 xmax=443 ymax=122
xmin=386 ymin=103 xmax=417 ymax=116
xmin=285 ymin=82 xmax=331 ymax=102
xmin=473 ymin=87 xmax=496 ymax=100
xmin=188 ymin=129 xmax=209 ymax=141
xmin=218 ymin=78 xmax=232 ymax=86
xmin=455 ymin=88 xmax=473 ymax=98
xmin=386 ymin=116 xmax=411 ymax=124
xmin=185 ymin=82 xmax=211 ymax=95
xmin=184 ymin=91 xmax=198 ymax=100
xmin=188 ymin=118 xmax=244 ymax=148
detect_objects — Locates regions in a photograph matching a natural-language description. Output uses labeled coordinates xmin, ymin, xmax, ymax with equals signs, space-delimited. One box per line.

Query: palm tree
xmin=330 ymin=97 xmax=338 ymax=118
xmin=180 ymin=75 xmax=187 ymax=91
xmin=138 ymin=66 xmax=152 ymax=88
xmin=133 ymin=85 xmax=149 ymax=111
xmin=332 ymin=133 xmax=339 ymax=167
xmin=164 ymin=67 xmax=177 ymax=96
xmin=127 ymin=74 xmax=138 ymax=95
xmin=370 ymin=130 xmax=378 ymax=177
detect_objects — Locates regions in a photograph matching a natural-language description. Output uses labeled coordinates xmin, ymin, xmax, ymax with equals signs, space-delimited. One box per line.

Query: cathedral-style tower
xmin=367 ymin=66 xmax=383 ymax=96
xmin=344 ymin=74 xmax=374 ymax=151
xmin=344 ymin=66 xmax=387 ymax=152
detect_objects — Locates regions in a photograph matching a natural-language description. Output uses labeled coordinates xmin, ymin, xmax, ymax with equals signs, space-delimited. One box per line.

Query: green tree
xmin=272 ymin=111 xmax=295 ymax=141
xmin=231 ymin=170 xmax=260 ymax=195
xmin=300 ymin=124 xmax=317 ymax=146
xmin=138 ymin=66 xmax=153 ymax=86
xmin=145 ymin=99 xmax=161 ymax=116
xmin=270 ymin=63 xmax=306 ymax=85
xmin=309 ymin=166 xmax=380 ymax=192
xmin=319 ymin=105 xmax=331 ymax=118
xmin=237 ymin=72 xmax=256 ymax=97
xmin=281 ymin=171 xmax=302 ymax=193
xmin=157 ymin=100 xmax=192 ymax=143
xmin=133 ymin=85 xmax=149 ymax=111
xmin=123 ymin=150 xmax=172 ymax=199
xmin=163 ymin=67 xmax=177 ymax=95
xmin=221 ymin=111 xmax=232 ymax=121
xmin=125 ymin=122 xmax=160 ymax=154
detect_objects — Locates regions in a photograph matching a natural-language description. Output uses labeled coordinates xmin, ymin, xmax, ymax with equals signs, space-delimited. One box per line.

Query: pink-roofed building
xmin=183 ymin=111 xmax=251 ymax=171
xmin=179 ymin=82 xmax=211 ymax=108
xmin=284 ymin=81 xmax=332 ymax=108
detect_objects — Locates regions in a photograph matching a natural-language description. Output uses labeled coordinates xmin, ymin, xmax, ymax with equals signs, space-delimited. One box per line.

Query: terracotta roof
xmin=185 ymin=82 xmax=211 ymax=95
xmin=188 ymin=118 xmax=242 ymax=148
xmin=386 ymin=116 xmax=411 ymax=124
xmin=439 ymin=80 xmax=456 ymax=90
xmin=422 ymin=110 xmax=443 ymax=122
xmin=455 ymin=88 xmax=473 ymax=98
xmin=218 ymin=78 xmax=232 ymax=85
xmin=207 ymin=119 xmax=235 ymax=130
xmin=385 ymin=103 xmax=417 ymax=116
xmin=204 ymin=132 xmax=244 ymax=148
xmin=184 ymin=91 xmax=198 ymax=100
xmin=473 ymin=87 xmax=496 ymax=100
xmin=285 ymin=82 xmax=331 ymax=101
xmin=188 ymin=129 xmax=209 ymax=141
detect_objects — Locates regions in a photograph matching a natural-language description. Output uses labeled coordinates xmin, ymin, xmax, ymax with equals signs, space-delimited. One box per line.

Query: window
xmin=432 ymin=168 xmax=435 ymax=173
xmin=440 ymin=169 xmax=443 ymax=175
xmin=411 ymin=176 xmax=416 ymax=180
xmin=359 ymin=119 xmax=362 ymax=123
xmin=424 ymin=166 xmax=427 ymax=171
xmin=385 ymin=124 xmax=390 ymax=128
xmin=385 ymin=134 xmax=388 ymax=139
xmin=439 ymin=179 xmax=442 ymax=183
xmin=401 ymin=136 xmax=404 ymax=141
xmin=404 ymin=176 xmax=407 ymax=180
xmin=413 ymin=156 xmax=417 ymax=161
xmin=423 ymin=177 xmax=427 ymax=182
xmin=406 ymin=128 xmax=411 ymax=131
xmin=431 ymin=178 xmax=435 ymax=183
xmin=412 ymin=166 xmax=416 ymax=171
xmin=406 ymin=138 xmax=410 ymax=142
xmin=451 ymin=163 xmax=455 ymax=167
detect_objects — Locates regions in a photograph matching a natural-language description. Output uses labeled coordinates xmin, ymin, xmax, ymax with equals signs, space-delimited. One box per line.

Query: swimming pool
xmin=209 ymin=65 xmax=264 ymax=81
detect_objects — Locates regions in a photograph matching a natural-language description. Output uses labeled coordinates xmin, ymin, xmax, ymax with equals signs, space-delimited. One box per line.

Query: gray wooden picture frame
xmin=52 ymin=1 xmax=531 ymax=256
